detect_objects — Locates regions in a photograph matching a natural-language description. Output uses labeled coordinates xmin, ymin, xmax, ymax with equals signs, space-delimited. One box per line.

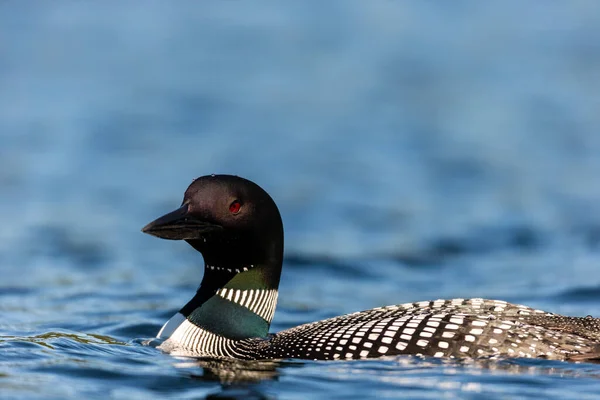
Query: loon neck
xmin=179 ymin=262 xmax=281 ymax=340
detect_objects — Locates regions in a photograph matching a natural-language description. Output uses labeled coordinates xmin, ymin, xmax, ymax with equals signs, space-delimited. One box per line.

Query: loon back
xmin=142 ymin=174 xmax=600 ymax=362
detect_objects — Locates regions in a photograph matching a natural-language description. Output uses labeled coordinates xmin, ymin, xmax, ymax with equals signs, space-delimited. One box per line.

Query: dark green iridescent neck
xmin=224 ymin=263 xmax=278 ymax=290
xmin=183 ymin=263 xmax=281 ymax=340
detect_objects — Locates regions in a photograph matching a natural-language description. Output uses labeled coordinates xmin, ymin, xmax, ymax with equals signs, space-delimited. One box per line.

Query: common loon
xmin=142 ymin=174 xmax=600 ymax=362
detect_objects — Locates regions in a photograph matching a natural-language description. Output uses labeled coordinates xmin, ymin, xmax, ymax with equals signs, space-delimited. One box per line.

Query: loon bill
xmin=142 ymin=174 xmax=600 ymax=362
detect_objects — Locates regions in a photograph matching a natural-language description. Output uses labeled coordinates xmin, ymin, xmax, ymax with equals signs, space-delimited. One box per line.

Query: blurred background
xmin=1 ymin=2 xmax=600 ymax=399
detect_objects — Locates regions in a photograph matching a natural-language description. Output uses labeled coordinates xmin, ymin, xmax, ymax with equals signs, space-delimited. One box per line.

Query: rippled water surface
xmin=2 ymin=2 xmax=600 ymax=399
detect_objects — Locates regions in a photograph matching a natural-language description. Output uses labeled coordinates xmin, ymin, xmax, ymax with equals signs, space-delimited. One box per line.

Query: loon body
xmin=142 ymin=175 xmax=600 ymax=362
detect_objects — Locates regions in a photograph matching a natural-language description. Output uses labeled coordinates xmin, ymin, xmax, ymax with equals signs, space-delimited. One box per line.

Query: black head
xmin=142 ymin=175 xmax=284 ymax=267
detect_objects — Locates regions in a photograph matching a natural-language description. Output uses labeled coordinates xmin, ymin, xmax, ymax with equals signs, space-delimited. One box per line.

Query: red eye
xmin=229 ymin=200 xmax=241 ymax=214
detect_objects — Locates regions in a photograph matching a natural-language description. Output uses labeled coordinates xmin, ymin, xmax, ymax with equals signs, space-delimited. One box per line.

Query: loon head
xmin=142 ymin=175 xmax=284 ymax=341
xmin=142 ymin=174 xmax=284 ymax=270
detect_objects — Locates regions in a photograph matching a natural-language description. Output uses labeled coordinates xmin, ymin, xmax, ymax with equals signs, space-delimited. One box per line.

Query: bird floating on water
xmin=142 ymin=174 xmax=600 ymax=362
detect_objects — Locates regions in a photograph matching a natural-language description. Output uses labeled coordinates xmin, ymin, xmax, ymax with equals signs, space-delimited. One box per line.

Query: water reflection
xmin=170 ymin=358 xmax=288 ymax=400
xmin=172 ymin=353 xmax=600 ymax=385
xmin=174 ymin=357 xmax=286 ymax=384
xmin=152 ymin=353 xmax=600 ymax=399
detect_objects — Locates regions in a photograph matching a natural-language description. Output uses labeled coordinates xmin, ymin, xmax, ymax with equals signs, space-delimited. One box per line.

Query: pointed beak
xmin=141 ymin=204 xmax=222 ymax=240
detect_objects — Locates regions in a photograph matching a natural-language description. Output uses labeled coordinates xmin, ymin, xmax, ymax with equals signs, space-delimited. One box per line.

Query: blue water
xmin=2 ymin=2 xmax=600 ymax=398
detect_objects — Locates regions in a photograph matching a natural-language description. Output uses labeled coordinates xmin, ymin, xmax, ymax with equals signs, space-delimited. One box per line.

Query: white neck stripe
xmin=216 ymin=288 xmax=278 ymax=322
xmin=205 ymin=264 xmax=254 ymax=273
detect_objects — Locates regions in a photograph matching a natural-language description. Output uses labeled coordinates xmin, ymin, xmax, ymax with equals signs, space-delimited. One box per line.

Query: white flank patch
xmin=157 ymin=313 xmax=186 ymax=339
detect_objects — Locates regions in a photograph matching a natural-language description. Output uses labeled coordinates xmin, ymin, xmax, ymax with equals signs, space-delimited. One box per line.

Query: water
xmin=1 ymin=2 xmax=600 ymax=398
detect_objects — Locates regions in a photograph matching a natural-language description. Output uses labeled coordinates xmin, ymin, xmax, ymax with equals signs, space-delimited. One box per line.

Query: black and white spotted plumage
xmin=159 ymin=298 xmax=600 ymax=361
xmin=256 ymin=298 xmax=600 ymax=361
xmin=143 ymin=175 xmax=600 ymax=363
